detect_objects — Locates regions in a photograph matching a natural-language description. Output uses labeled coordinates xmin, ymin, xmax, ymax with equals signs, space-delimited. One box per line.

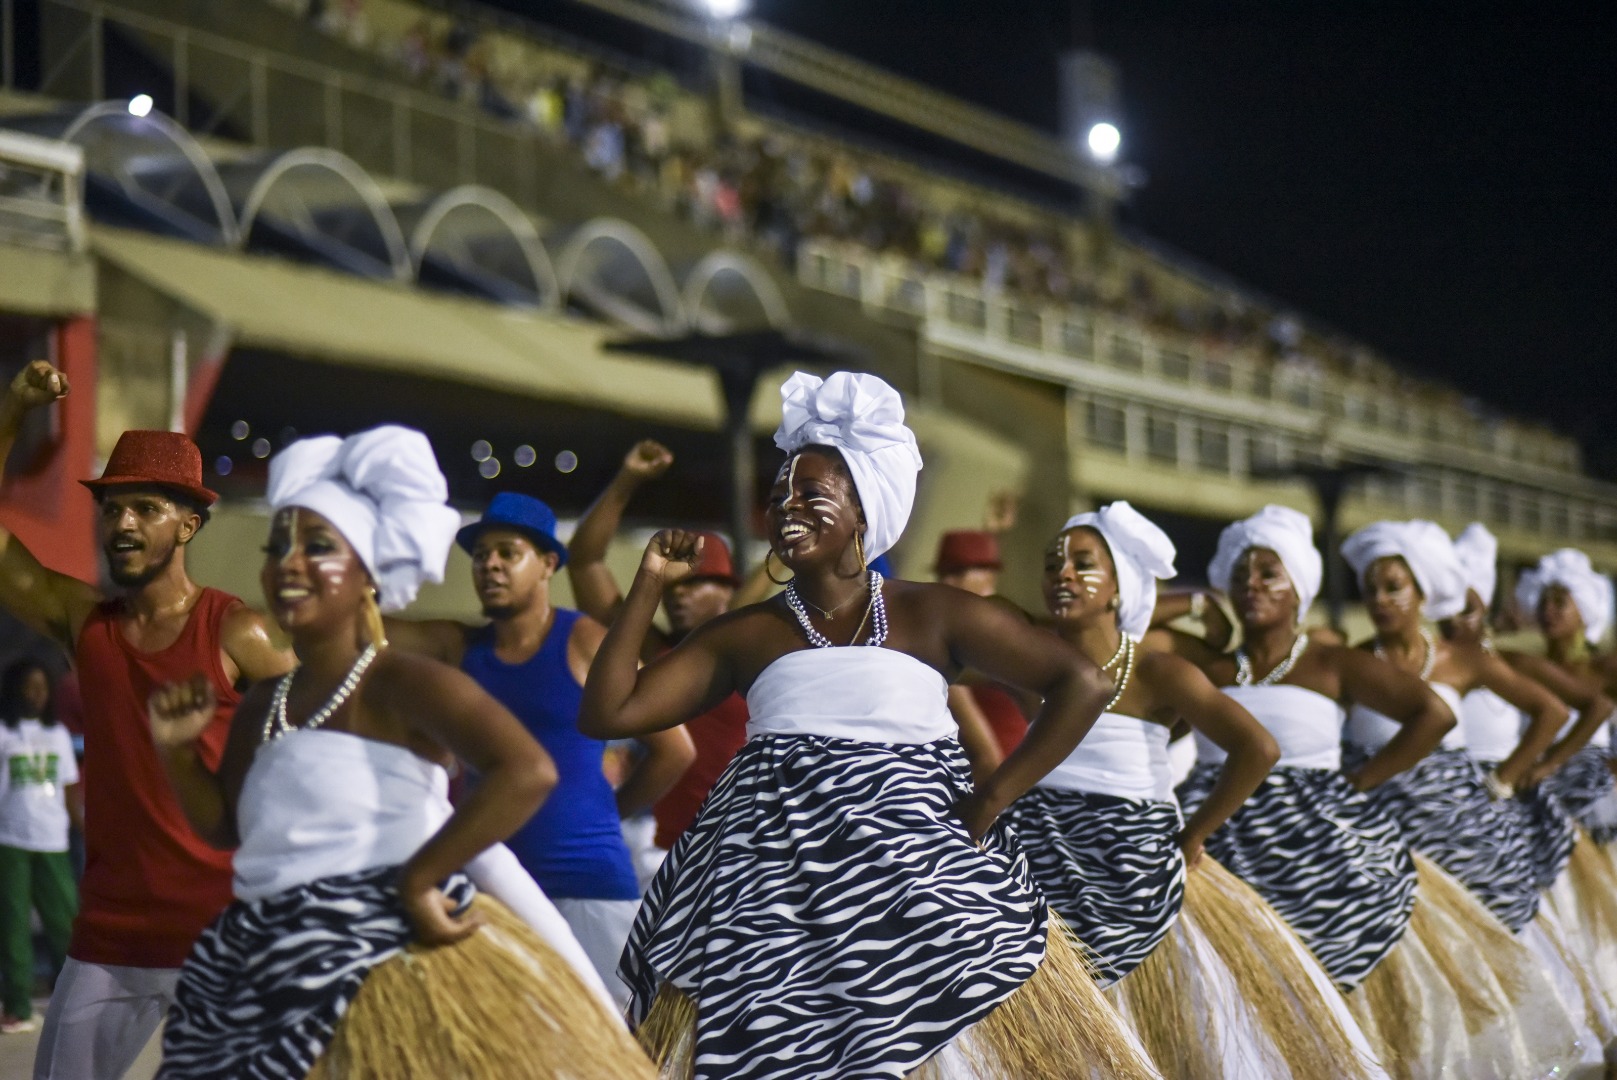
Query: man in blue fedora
xmin=387 ymin=492 xmax=693 ymax=1005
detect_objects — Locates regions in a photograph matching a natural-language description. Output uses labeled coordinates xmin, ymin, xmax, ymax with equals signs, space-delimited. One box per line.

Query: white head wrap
xmin=1340 ymin=520 xmax=1468 ymax=621
xmin=1515 ymin=548 xmax=1615 ymax=646
xmin=1062 ymin=502 xmax=1177 ymax=640
xmin=1452 ymin=523 xmax=1499 ymax=608
xmin=266 ymin=425 xmax=461 ymax=612
xmin=1208 ymin=505 xmax=1323 ymax=619
xmin=774 ymin=371 xmax=922 ymax=561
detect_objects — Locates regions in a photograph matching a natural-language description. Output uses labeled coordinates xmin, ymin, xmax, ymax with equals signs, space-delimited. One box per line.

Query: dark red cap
xmin=688 ymin=531 xmax=740 ymax=584
xmin=935 ymin=530 xmax=1001 ymax=573
xmin=80 ymin=430 xmax=218 ymax=506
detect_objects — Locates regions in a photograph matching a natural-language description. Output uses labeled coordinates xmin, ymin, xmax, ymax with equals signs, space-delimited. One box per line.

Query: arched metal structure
xmin=52 ymin=102 xmax=238 ymax=244
xmin=681 ymin=251 xmax=791 ymax=333
xmin=225 ymin=148 xmax=412 ymax=280
xmin=554 ymin=218 xmax=687 ymax=336
xmin=405 ymin=185 xmax=559 ymax=309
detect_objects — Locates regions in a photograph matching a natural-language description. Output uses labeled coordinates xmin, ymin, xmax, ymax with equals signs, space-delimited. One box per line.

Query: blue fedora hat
xmin=456 ymin=492 xmax=568 ymax=567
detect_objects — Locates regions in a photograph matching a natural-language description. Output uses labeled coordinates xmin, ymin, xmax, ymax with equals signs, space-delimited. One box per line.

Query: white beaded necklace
xmin=1375 ymin=627 xmax=1438 ymax=682
xmin=262 ymin=643 xmax=379 ymax=744
xmin=1236 ymin=632 xmax=1309 ymax=687
xmin=1100 ymin=633 xmax=1136 ymax=712
xmin=786 ymin=571 xmax=888 ymax=648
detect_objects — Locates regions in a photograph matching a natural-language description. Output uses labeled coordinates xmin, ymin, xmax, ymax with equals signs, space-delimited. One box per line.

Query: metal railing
xmin=16 ymin=0 xmax=549 ymax=206
xmin=0 ymin=128 xmax=86 ymax=251
xmin=796 ymin=239 xmax=1617 ymax=543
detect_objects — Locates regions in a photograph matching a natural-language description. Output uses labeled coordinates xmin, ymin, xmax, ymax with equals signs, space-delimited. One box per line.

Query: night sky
xmin=746 ymin=1 xmax=1616 ymax=476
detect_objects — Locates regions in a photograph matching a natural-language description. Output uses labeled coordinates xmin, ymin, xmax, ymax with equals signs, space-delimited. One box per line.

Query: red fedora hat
xmin=934 ymin=530 xmax=1001 ymax=574
xmin=688 ymin=531 xmax=741 ymax=585
xmin=80 ymin=430 xmax=218 ymax=506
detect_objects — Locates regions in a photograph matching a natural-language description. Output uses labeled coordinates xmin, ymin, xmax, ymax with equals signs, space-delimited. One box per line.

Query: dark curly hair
xmin=0 ymin=659 xmax=55 ymax=729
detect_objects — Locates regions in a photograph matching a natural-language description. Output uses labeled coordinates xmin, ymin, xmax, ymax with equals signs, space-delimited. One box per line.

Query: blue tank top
xmin=461 ymin=609 xmax=639 ymax=900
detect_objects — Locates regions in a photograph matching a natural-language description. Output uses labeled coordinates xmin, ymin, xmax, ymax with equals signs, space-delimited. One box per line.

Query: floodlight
xmin=1086 ymin=121 xmax=1121 ymax=164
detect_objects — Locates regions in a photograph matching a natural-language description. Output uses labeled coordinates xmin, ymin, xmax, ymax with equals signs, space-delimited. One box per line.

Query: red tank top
xmin=652 ymin=691 xmax=750 ymax=851
xmin=70 ymin=587 xmax=241 ymax=968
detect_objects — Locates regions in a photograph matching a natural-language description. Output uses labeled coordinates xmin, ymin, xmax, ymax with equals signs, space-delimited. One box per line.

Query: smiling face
xmin=1538 ymin=584 xmax=1587 ymax=643
xmin=1043 ymin=527 xmax=1118 ymax=628
xmin=767 ymin=447 xmax=864 ymax=573
xmin=96 ymin=487 xmax=201 ymax=588
xmin=1363 ymin=555 xmax=1423 ymax=634
xmin=470 ymin=528 xmax=556 ymax=619
xmin=1229 ymin=547 xmax=1300 ymax=631
xmin=260 ymin=507 xmax=371 ymax=638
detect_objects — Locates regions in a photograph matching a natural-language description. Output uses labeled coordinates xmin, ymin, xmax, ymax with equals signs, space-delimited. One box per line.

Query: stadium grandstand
xmin=2 ymin=0 xmax=1613 ymax=625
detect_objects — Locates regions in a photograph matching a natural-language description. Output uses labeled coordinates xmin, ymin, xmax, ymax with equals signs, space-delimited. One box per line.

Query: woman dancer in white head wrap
xmin=1516 ymin=549 xmax=1617 ymax=844
xmin=1341 ymin=520 xmax=1573 ymax=931
xmin=147 ymin=426 xmax=653 ymax=1079
xmin=582 ymin=372 xmax=1160 ymax=1080
xmin=1172 ymin=505 xmax=1581 ymax=1079
xmin=1003 ymin=503 xmax=1388 ymax=1080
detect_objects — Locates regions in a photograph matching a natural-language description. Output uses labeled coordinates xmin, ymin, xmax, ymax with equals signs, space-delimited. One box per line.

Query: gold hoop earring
xmin=855 ymin=530 xmax=868 ymax=574
xmin=363 ymin=587 xmax=388 ymax=648
xmin=765 ymin=549 xmax=794 ymax=586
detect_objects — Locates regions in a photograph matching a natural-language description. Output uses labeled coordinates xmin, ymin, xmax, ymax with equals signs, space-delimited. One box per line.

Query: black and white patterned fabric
xmin=1177 ymin=763 xmax=1416 ymax=991
xmin=160 ymin=864 xmax=473 ymax=1079
xmin=1342 ymin=744 xmax=1541 ymax=933
xmin=1005 ymin=788 xmax=1184 ymax=986
xmin=1543 ymin=746 xmax=1617 ymax=845
xmin=621 ymin=735 xmax=1047 ymax=1080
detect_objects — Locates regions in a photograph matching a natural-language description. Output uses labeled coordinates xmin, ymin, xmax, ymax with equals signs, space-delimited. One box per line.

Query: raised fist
xmin=6 ymin=361 xmax=70 ymax=412
xmin=641 ymin=528 xmax=705 ymax=585
xmin=621 ymin=440 xmax=674 ymax=482
xmin=149 ymin=674 xmax=218 ymax=752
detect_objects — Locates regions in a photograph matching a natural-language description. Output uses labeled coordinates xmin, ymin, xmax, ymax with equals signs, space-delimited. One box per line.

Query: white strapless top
xmin=1461 ymin=687 xmax=1525 ymax=763
xmin=1346 ymin=682 xmax=1466 ymax=753
xmin=746 ymin=648 xmax=956 ymax=744
xmin=1204 ymin=684 xmax=1344 ymax=770
xmin=1037 ymin=712 xmax=1175 ymax=802
xmin=234 ymin=729 xmax=450 ymax=902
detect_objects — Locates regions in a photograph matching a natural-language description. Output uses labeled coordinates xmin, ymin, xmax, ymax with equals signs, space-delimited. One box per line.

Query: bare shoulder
xmin=382 ymin=616 xmax=471 ymax=664
xmin=569 ymin=611 xmax=609 ymax=650
xmin=220 ymin=602 xmax=295 ymax=681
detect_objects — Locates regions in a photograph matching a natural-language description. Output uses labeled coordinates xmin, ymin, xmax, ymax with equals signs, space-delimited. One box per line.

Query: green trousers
xmin=0 ymin=844 xmax=77 ymax=1020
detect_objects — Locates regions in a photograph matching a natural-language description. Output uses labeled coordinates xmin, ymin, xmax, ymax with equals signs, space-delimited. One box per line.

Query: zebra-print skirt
xmin=159 ymin=865 xmax=473 ymax=1079
xmin=1342 ymin=745 xmax=1541 ymax=933
xmin=1543 ymin=746 xmax=1617 ymax=845
xmin=1472 ymin=757 xmax=1578 ymax=894
xmin=1004 ymin=788 xmax=1185 ymax=986
xmin=621 ymin=734 xmax=1047 ymax=1080
xmin=1177 ymin=763 xmax=1415 ymax=992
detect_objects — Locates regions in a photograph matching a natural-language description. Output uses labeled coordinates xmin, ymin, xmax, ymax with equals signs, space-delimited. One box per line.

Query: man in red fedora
xmin=568 ymin=440 xmax=749 ymax=869
xmin=0 ymin=362 xmax=290 ymax=1078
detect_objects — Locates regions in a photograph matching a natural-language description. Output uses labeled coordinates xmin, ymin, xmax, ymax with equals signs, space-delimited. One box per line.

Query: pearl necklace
xmin=263 ymin=644 xmax=379 ymax=744
xmin=1101 ymin=633 xmax=1136 ymax=712
xmin=786 ymin=571 xmax=888 ymax=648
xmin=1236 ymin=633 xmax=1309 ymax=687
xmin=1374 ymin=627 xmax=1438 ymax=682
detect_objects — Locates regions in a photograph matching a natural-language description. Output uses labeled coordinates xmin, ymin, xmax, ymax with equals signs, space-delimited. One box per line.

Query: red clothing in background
xmin=70 ymin=588 xmax=241 ymax=968
xmin=973 ymin=684 xmax=1029 ymax=757
xmin=652 ymin=692 xmax=749 ymax=850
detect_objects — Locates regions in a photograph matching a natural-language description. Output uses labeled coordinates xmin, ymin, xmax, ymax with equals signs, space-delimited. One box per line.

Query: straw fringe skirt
xmin=1111 ymin=858 xmax=1386 ymax=1080
xmin=309 ymin=895 xmax=654 ymax=1079
xmin=1349 ymin=855 xmax=1582 ymax=1080
xmin=637 ymin=911 xmax=1162 ymax=1080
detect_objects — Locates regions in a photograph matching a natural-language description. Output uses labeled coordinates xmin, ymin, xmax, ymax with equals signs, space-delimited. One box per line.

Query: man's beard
xmin=108 ymin=540 xmax=176 ymax=589
xmin=480 ymin=600 xmax=523 ymax=620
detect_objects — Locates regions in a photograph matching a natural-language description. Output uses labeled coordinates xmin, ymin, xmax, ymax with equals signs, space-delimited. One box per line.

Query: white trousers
xmin=33 ymin=958 xmax=177 ymax=1080
xmin=552 ymin=897 xmax=641 ymax=1011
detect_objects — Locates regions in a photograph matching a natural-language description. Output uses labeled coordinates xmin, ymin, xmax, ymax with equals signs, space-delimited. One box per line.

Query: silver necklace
xmin=786 ymin=571 xmax=888 ymax=648
xmin=1236 ymin=633 xmax=1309 ymax=687
xmin=263 ymin=643 xmax=380 ymax=744
xmin=1374 ymin=627 xmax=1438 ymax=682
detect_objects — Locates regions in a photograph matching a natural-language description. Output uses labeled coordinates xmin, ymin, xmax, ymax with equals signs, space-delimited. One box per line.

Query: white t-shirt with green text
xmin=0 ymin=720 xmax=78 ymax=852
